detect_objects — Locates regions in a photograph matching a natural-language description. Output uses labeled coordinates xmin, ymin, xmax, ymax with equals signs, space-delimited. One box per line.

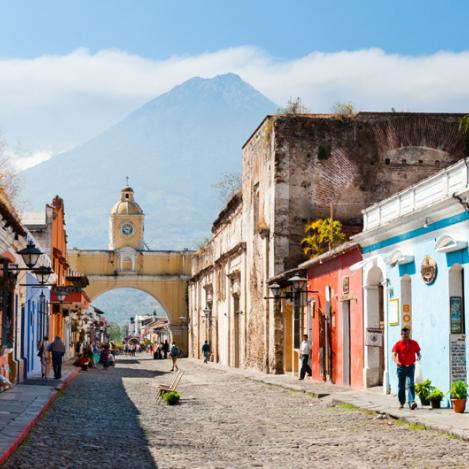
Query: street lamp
xmin=288 ymin=275 xmax=307 ymax=290
xmin=265 ymin=275 xmax=318 ymax=350
xmin=34 ymin=266 xmax=53 ymax=285
xmin=17 ymin=240 xmax=42 ymax=269
xmin=56 ymin=289 xmax=67 ymax=303
xmin=269 ymin=282 xmax=281 ymax=299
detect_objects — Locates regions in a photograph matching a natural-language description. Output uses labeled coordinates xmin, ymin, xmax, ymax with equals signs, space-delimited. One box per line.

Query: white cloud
xmin=9 ymin=150 xmax=54 ymax=171
xmin=1 ymin=46 xmax=469 ymax=168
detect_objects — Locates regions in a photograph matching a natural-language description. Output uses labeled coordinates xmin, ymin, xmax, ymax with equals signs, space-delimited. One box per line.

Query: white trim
xmin=384 ymin=250 xmax=415 ymax=267
xmin=435 ymin=234 xmax=468 ymax=253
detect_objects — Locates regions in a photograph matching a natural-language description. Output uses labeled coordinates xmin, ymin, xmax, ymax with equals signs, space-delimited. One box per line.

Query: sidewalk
xmin=191 ymin=359 xmax=469 ymax=441
xmin=0 ymin=362 xmax=79 ymax=465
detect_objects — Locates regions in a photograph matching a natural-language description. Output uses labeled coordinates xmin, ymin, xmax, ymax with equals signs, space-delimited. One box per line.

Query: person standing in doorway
xmin=202 ymin=340 xmax=211 ymax=364
xmin=170 ymin=342 xmax=179 ymax=371
xmin=392 ymin=327 xmax=421 ymax=409
xmin=163 ymin=339 xmax=169 ymax=359
xmin=299 ymin=334 xmax=312 ymax=380
xmin=50 ymin=336 xmax=66 ymax=380
xmin=38 ymin=335 xmax=50 ymax=379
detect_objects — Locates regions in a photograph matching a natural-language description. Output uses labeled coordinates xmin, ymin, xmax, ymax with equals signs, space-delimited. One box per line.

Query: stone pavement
xmin=4 ymin=355 xmax=469 ymax=468
xmin=197 ymin=356 xmax=469 ymax=441
xmin=0 ymin=362 xmax=78 ymax=464
xmin=196 ymin=359 xmax=469 ymax=441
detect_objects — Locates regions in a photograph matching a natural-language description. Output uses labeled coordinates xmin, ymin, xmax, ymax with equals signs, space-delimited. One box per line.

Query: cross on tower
xmin=125 ymin=176 xmax=129 ymax=186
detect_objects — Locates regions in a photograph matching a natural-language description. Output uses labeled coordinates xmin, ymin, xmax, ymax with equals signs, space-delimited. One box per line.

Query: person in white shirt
xmin=299 ymin=334 xmax=312 ymax=380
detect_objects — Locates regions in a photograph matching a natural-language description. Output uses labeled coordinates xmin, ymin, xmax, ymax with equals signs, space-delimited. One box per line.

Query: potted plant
xmin=449 ymin=380 xmax=468 ymax=413
xmin=415 ymin=379 xmax=432 ymax=406
xmin=428 ymin=388 xmax=444 ymax=409
xmin=162 ymin=391 xmax=181 ymax=406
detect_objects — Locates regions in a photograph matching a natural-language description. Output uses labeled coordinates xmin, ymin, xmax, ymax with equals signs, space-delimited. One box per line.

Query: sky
xmin=1 ymin=0 xmax=469 ymax=168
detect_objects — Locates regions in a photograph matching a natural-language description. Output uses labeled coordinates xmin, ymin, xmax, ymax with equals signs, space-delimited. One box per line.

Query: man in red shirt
xmin=392 ymin=327 xmax=421 ymax=409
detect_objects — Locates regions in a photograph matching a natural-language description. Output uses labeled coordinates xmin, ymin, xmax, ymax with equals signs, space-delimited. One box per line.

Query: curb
xmin=0 ymin=368 xmax=80 ymax=465
xmin=188 ymin=358 xmax=331 ymax=399
xmin=329 ymin=396 xmax=469 ymax=442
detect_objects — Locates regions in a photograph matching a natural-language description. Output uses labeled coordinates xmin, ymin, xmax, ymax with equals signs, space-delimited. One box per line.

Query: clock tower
xmin=109 ymin=183 xmax=144 ymax=250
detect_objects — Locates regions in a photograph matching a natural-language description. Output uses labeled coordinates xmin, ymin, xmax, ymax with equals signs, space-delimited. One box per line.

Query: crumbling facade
xmin=190 ymin=112 xmax=469 ymax=373
xmin=188 ymin=194 xmax=246 ymax=367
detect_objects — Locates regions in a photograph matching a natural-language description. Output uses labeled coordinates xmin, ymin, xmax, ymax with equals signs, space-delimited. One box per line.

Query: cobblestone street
xmin=5 ymin=356 xmax=469 ymax=468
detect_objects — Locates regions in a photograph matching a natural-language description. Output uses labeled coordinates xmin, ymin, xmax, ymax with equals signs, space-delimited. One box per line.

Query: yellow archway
xmin=68 ymin=249 xmax=192 ymax=353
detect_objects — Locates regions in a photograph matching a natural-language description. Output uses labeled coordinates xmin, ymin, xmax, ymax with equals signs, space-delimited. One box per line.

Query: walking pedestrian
xmin=50 ymin=336 xmax=66 ymax=379
xmin=299 ymin=334 xmax=312 ymax=380
xmin=170 ymin=342 xmax=179 ymax=371
xmin=163 ymin=340 xmax=169 ymax=359
xmin=392 ymin=327 xmax=421 ymax=409
xmin=37 ymin=335 xmax=50 ymax=379
xmin=202 ymin=340 xmax=211 ymax=364
xmin=100 ymin=343 xmax=111 ymax=369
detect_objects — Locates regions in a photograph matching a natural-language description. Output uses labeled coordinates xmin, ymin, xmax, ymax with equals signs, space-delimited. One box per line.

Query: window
xmin=217 ymin=267 xmax=226 ymax=302
xmin=449 ymin=265 xmax=465 ymax=334
xmin=253 ymin=183 xmax=260 ymax=232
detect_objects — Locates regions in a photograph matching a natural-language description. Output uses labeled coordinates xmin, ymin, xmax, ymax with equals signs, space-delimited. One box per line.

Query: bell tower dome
xmin=109 ymin=180 xmax=144 ymax=250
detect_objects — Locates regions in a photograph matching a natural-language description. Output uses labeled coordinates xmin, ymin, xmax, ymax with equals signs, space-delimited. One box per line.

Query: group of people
xmin=151 ymin=340 xmax=170 ymax=359
xmin=124 ymin=342 xmax=140 ymax=356
xmin=37 ymin=335 xmax=66 ymax=380
xmin=37 ymin=335 xmax=120 ymax=379
xmin=74 ymin=342 xmax=116 ymax=371
xmin=150 ymin=340 xmax=181 ymax=371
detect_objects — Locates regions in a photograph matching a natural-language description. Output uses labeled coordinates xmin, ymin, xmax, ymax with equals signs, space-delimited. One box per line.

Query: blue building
xmin=356 ymin=159 xmax=469 ymax=405
xmin=20 ymin=273 xmax=50 ymax=380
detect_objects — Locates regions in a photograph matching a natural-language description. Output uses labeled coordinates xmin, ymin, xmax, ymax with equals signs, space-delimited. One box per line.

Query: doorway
xmin=342 ymin=300 xmax=351 ymax=386
xmin=233 ymin=294 xmax=240 ymax=368
xmin=364 ymin=266 xmax=385 ymax=387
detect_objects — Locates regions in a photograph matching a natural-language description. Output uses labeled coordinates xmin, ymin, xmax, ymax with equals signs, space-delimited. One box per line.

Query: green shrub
xmin=162 ymin=391 xmax=181 ymax=405
xmin=429 ymin=388 xmax=444 ymax=401
xmin=415 ymin=379 xmax=432 ymax=402
xmin=449 ymin=380 xmax=468 ymax=400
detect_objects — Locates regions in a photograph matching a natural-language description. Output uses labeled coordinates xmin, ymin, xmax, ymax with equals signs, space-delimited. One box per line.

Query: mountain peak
xmin=138 ymin=73 xmax=275 ymax=115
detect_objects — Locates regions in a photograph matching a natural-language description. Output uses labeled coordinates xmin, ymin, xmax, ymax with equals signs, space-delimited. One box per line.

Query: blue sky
xmin=1 ymin=0 xmax=468 ymax=59
xmin=1 ymin=1 xmax=469 ymax=168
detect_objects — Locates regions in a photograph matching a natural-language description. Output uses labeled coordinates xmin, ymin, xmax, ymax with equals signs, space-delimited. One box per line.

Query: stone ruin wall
xmin=273 ymin=112 xmax=469 ymax=273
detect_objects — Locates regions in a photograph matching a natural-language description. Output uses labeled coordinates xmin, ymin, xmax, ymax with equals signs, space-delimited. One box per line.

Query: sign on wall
xmin=450 ymin=334 xmax=467 ymax=383
xmin=401 ymin=303 xmax=412 ymax=330
xmin=342 ymin=276 xmax=350 ymax=295
xmin=366 ymin=328 xmax=383 ymax=347
xmin=420 ymin=256 xmax=437 ymax=285
xmin=450 ymin=296 xmax=464 ymax=334
xmin=389 ymin=298 xmax=399 ymax=326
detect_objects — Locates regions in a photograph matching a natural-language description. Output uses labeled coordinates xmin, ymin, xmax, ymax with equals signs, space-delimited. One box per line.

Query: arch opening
xmin=92 ymin=287 xmax=168 ymax=325
xmin=92 ymin=287 xmax=170 ymax=347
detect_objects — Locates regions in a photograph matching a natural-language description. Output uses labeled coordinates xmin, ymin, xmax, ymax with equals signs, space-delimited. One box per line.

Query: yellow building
xmin=68 ymin=184 xmax=193 ymax=352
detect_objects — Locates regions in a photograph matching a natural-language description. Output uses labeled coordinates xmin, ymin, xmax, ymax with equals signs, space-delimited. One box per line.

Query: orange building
xmin=49 ymin=196 xmax=69 ymax=341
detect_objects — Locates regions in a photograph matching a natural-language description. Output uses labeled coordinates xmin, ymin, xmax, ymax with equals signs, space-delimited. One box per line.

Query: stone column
xmin=169 ymin=324 xmax=188 ymax=356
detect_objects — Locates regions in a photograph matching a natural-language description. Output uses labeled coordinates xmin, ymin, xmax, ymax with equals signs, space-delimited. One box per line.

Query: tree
xmin=107 ymin=322 xmax=123 ymax=342
xmin=213 ymin=172 xmax=242 ymax=203
xmin=278 ymin=97 xmax=309 ymax=115
xmin=0 ymin=135 xmax=22 ymax=203
xmin=301 ymin=218 xmax=346 ymax=258
xmin=331 ymin=102 xmax=356 ymax=120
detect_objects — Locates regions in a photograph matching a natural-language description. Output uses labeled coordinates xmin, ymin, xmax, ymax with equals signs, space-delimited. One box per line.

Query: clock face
xmin=121 ymin=222 xmax=134 ymax=237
